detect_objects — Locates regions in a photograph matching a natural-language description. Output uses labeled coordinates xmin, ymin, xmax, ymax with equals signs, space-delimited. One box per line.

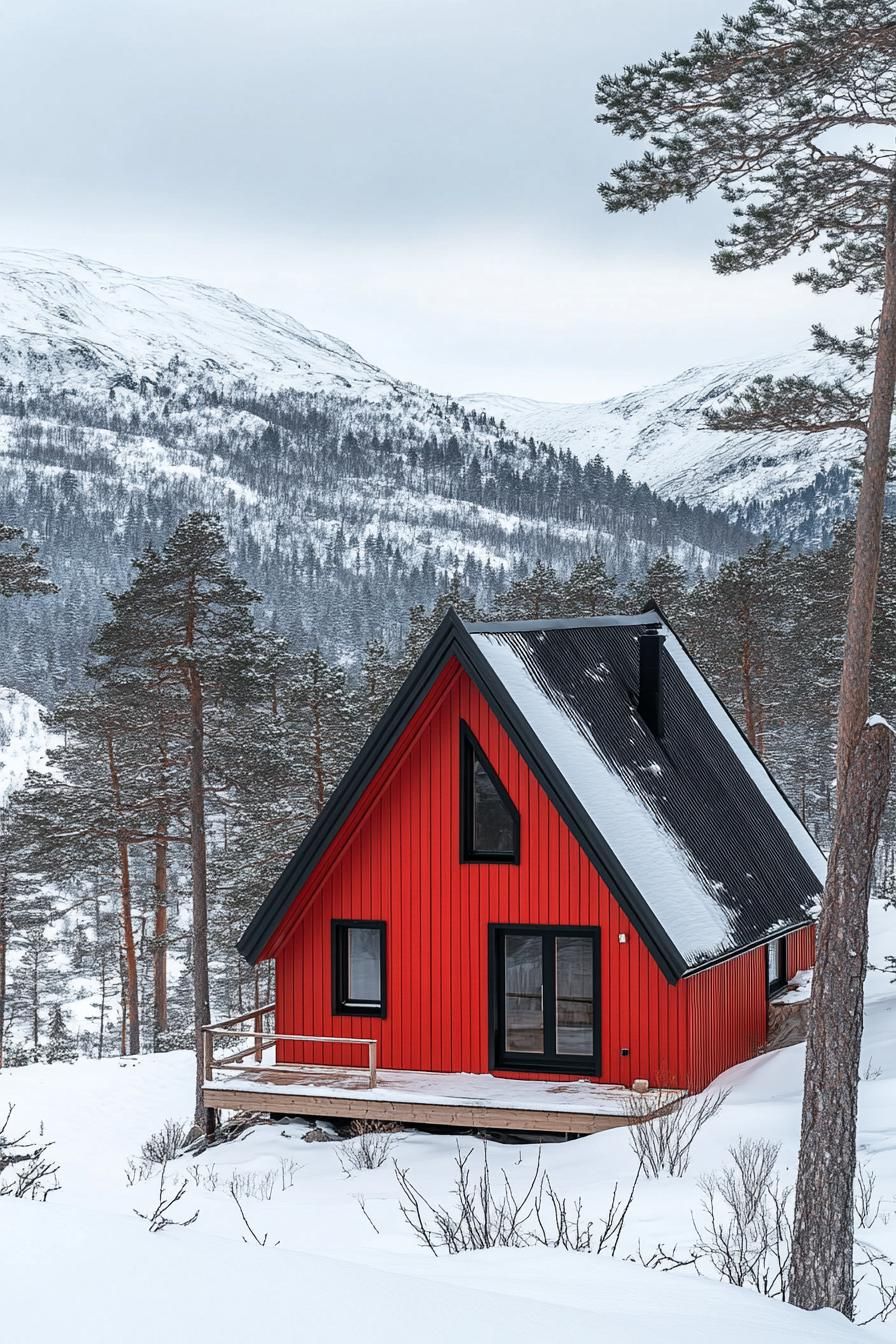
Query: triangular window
xmin=461 ymin=722 xmax=520 ymax=862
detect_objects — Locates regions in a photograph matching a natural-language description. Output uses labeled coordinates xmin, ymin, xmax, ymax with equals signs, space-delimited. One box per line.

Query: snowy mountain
xmin=464 ymin=347 xmax=864 ymax=535
xmin=0 ymin=250 xmax=752 ymax=704
xmin=0 ymin=249 xmax=401 ymax=399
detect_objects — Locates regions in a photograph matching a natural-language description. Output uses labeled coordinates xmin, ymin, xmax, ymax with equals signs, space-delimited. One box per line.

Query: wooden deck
xmin=201 ymin=1005 xmax=684 ymax=1136
xmin=203 ymin=1063 xmax=684 ymax=1135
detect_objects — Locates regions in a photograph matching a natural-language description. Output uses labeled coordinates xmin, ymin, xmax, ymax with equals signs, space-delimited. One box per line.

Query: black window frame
xmin=766 ymin=935 xmax=788 ymax=998
xmin=489 ymin=923 xmax=601 ymax=1074
xmin=460 ymin=721 xmax=520 ymax=864
xmin=331 ymin=919 xmax=387 ymax=1018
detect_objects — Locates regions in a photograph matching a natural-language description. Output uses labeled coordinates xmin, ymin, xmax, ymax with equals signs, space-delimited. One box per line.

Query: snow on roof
xmin=469 ymin=617 xmax=822 ymax=971
xmin=662 ymin=627 xmax=827 ymax=886
xmin=473 ymin=631 xmax=734 ymax=963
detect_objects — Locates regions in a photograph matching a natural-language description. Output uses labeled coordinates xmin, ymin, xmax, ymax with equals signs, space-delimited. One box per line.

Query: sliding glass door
xmin=492 ymin=926 xmax=600 ymax=1072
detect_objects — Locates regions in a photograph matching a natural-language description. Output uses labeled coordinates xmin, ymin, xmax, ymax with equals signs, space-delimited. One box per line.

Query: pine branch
xmin=705 ymin=373 xmax=869 ymax=436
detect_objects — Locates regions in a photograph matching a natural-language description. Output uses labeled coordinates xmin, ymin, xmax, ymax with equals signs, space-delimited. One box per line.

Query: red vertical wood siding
xmin=267 ymin=656 xmax=814 ymax=1091
xmin=787 ymin=924 xmax=816 ymax=975
xmin=684 ymin=948 xmax=767 ymax=1093
xmin=270 ymin=658 xmax=691 ymax=1088
xmin=684 ymin=924 xmax=816 ymax=1092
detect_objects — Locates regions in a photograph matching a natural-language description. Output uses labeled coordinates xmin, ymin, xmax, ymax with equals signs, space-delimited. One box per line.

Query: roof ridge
xmin=465 ymin=614 xmax=663 ymax=632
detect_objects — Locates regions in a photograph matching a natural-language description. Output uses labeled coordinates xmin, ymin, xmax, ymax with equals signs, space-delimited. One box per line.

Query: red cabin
xmin=221 ymin=610 xmax=822 ymax=1133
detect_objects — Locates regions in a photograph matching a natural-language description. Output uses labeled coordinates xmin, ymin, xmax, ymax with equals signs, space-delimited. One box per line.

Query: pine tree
xmin=564 ymin=554 xmax=618 ymax=617
xmin=0 ymin=524 xmax=55 ymax=598
xmin=692 ymin=541 xmax=793 ymax=755
xmin=625 ymin=556 xmax=690 ymax=628
xmin=493 ymin=560 xmax=565 ymax=620
xmin=91 ymin=512 xmax=272 ymax=1126
xmin=46 ymin=1004 xmax=77 ymax=1063
xmin=359 ymin=637 xmax=401 ymax=735
xmin=13 ymin=690 xmax=159 ymax=1055
xmin=597 ymin=4 xmax=896 ymax=1311
xmin=288 ymin=650 xmax=356 ymax=816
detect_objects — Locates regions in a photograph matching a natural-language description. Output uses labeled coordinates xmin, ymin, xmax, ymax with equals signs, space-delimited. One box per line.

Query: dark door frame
xmin=489 ymin=923 xmax=601 ymax=1075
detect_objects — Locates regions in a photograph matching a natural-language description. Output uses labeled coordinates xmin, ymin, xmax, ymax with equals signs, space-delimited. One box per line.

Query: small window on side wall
xmin=460 ymin=722 xmax=520 ymax=863
xmin=767 ymin=935 xmax=787 ymax=996
xmin=332 ymin=920 xmax=386 ymax=1017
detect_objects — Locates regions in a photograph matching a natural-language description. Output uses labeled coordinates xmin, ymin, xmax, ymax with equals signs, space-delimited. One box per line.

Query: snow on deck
xmin=207 ymin=1064 xmax=682 ymax=1116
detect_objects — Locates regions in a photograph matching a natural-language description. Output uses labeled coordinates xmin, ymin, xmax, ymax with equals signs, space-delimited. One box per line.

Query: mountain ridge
xmin=462 ymin=346 xmax=860 ymax=517
xmin=0 ymin=248 xmax=404 ymax=398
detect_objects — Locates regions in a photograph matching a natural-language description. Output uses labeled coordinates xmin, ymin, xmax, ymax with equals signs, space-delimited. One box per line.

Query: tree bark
xmin=0 ymin=875 xmax=7 ymax=1070
xmin=105 ymin=729 xmax=140 ymax=1055
xmin=117 ymin=836 xmax=140 ymax=1055
xmin=188 ymin=662 xmax=211 ymax=1129
xmin=153 ymin=827 xmax=168 ymax=1048
xmin=790 ymin=723 xmax=892 ymax=1315
xmin=789 ymin=167 xmax=896 ymax=1316
xmin=741 ymin=636 xmax=759 ymax=751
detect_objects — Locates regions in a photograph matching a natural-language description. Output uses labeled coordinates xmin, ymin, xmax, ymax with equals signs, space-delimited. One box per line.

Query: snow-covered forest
xmin=0 ymin=374 xmax=751 ymax=705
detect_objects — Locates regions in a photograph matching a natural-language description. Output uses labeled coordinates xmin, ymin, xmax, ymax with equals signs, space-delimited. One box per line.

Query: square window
xmin=492 ymin=924 xmax=600 ymax=1073
xmin=332 ymin=921 xmax=386 ymax=1016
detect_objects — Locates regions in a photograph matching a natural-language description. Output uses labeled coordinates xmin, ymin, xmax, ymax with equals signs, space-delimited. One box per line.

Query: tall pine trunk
xmin=188 ymin=663 xmax=211 ymax=1129
xmin=117 ymin=837 xmax=140 ymax=1055
xmin=789 ymin=169 xmax=896 ymax=1316
xmin=105 ymin=729 xmax=140 ymax=1054
xmin=153 ymin=826 xmax=168 ymax=1049
xmin=0 ymin=879 xmax=6 ymax=1070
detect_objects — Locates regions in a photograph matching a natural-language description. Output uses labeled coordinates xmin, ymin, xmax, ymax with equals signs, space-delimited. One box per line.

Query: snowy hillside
xmin=0 ymin=250 xmax=751 ymax=703
xmin=464 ymin=346 xmax=863 ymax=526
xmin=6 ymin=900 xmax=896 ymax=1341
xmin=0 ymin=249 xmax=402 ymax=399
xmin=0 ymin=686 xmax=46 ymax=804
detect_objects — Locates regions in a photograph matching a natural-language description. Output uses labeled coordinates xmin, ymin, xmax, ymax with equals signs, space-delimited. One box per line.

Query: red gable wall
xmin=269 ymin=655 xmax=809 ymax=1091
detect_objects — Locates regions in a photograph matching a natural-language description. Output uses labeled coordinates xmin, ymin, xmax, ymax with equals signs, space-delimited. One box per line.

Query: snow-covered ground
xmin=0 ymin=686 xmax=47 ymax=804
xmin=4 ymin=903 xmax=896 ymax=1342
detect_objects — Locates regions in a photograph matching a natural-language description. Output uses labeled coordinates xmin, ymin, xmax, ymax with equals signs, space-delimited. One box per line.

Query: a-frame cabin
xmin=204 ymin=609 xmax=823 ymax=1135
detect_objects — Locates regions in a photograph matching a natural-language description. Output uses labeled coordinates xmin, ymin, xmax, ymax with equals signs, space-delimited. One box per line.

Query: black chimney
xmin=638 ymin=628 xmax=665 ymax=738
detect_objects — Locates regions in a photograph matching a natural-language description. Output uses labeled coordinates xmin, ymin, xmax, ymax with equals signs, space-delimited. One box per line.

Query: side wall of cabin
xmin=271 ymin=657 xmax=692 ymax=1089
xmin=684 ymin=924 xmax=816 ymax=1092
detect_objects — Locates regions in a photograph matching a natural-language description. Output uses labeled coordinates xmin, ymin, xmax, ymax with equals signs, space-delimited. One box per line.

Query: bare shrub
xmin=0 ymin=1105 xmax=60 ymax=1200
xmin=140 ymin=1118 xmax=191 ymax=1167
xmin=625 ymin=1088 xmax=729 ymax=1178
xmin=692 ymin=1138 xmax=792 ymax=1298
xmin=855 ymin=1243 xmax=896 ymax=1325
xmin=229 ymin=1169 xmax=276 ymax=1201
xmin=337 ymin=1119 xmax=400 ymax=1173
xmin=134 ymin=1160 xmax=199 ymax=1232
xmin=124 ymin=1157 xmax=153 ymax=1187
xmin=855 ymin=1162 xmax=882 ymax=1229
xmin=185 ymin=1162 xmax=220 ymax=1193
xmin=279 ymin=1156 xmax=300 ymax=1190
xmin=394 ymin=1142 xmax=640 ymax=1256
xmin=230 ymin=1188 xmax=280 ymax=1247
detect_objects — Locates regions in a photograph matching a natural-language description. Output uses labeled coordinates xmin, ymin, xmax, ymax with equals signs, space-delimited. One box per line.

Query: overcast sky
xmin=0 ymin=0 xmax=873 ymax=399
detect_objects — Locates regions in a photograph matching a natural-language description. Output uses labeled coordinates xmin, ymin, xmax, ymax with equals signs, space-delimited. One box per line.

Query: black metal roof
xmin=238 ymin=609 xmax=823 ymax=979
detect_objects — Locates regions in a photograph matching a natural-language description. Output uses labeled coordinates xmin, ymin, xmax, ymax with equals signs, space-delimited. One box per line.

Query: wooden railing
xmin=202 ymin=1003 xmax=378 ymax=1089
